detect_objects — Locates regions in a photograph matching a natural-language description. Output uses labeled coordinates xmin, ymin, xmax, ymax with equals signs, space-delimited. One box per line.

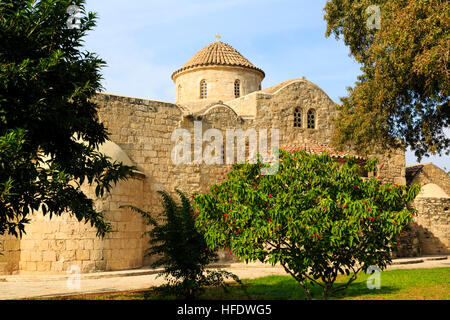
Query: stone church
xmin=1 ymin=39 xmax=449 ymax=274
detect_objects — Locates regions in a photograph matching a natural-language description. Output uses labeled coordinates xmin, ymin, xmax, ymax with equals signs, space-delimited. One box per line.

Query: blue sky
xmin=82 ymin=0 xmax=449 ymax=171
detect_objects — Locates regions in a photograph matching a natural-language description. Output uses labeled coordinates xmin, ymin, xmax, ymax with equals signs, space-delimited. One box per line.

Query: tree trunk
xmin=299 ymin=282 xmax=312 ymax=300
xmin=322 ymin=288 xmax=328 ymax=300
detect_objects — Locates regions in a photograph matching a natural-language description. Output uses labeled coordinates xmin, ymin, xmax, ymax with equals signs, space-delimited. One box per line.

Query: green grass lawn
xmin=42 ymin=267 xmax=450 ymax=300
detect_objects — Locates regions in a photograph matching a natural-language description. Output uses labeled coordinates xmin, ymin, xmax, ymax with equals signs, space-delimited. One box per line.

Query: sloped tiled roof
xmin=281 ymin=140 xmax=365 ymax=160
xmin=172 ymin=41 xmax=265 ymax=79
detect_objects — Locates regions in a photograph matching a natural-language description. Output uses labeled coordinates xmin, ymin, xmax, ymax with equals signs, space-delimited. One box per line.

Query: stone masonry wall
xmin=253 ymin=79 xmax=338 ymax=147
xmin=0 ymin=235 xmax=20 ymax=275
xmin=409 ymin=164 xmax=450 ymax=196
xmin=413 ymin=197 xmax=450 ymax=255
xmin=0 ymin=78 xmax=410 ymax=273
xmin=92 ymin=93 xmax=193 ymax=267
xmin=372 ymin=149 xmax=406 ymax=185
xmin=93 ymin=85 xmax=407 ymax=267
xmin=14 ymin=176 xmax=145 ymax=275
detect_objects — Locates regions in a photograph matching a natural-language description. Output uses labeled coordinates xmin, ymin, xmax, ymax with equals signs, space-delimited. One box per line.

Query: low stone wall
xmin=0 ymin=176 xmax=146 ymax=275
xmin=0 ymin=235 xmax=21 ymax=275
xmin=395 ymin=228 xmax=421 ymax=258
xmin=413 ymin=197 xmax=450 ymax=255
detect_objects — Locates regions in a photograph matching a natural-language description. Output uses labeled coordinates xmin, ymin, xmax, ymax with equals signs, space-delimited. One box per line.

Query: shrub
xmin=194 ymin=150 xmax=420 ymax=299
xmin=123 ymin=190 xmax=241 ymax=300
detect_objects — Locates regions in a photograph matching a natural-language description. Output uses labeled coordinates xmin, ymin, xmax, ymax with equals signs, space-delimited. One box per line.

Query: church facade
xmin=0 ymin=40 xmax=448 ymax=274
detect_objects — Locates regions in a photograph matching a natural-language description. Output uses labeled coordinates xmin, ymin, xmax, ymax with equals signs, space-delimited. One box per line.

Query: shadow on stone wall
xmin=416 ymin=224 xmax=450 ymax=255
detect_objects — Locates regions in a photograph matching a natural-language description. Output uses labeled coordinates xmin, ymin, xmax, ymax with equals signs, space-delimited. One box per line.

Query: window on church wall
xmin=234 ymin=80 xmax=241 ymax=98
xmin=200 ymin=80 xmax=207 ymax=99
xmin=307 ymin=109 xmax=316 ymax=129
xmin=294 ymin=108 xmax=302 ymax=128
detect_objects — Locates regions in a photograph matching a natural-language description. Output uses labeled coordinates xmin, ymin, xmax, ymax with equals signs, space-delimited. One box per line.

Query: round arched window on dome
xmin=307 ymin=109 xmax=316 ymax=129
xmin=234 ymin=79 xmax=241 ymax=98
xmin=200 ymin=80 xmax=207 ymax=99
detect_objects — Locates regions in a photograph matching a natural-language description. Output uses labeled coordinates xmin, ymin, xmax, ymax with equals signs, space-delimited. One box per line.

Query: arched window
xmin=200 ymin=80 xmax=207 ymax=99
xmin=234 ymin=79 xmax=241 ymax=98
xmin=294 ymin=108 xmax=302 ymax=128
xmin=307 ymin=109 xmax=316 ymax=129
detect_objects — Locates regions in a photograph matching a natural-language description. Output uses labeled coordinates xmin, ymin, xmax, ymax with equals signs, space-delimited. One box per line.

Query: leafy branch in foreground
xmin=324 ymin=0 xmax=449 ymax=160
xmin=0 ymin=0 xmax=134 ymax=237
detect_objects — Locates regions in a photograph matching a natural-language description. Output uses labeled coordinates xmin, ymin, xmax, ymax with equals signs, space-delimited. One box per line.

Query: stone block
xmin=30 ymin=251 xmax=42 ymax=262
xmin=95 ymin=261 xmax=107 ymax=271
xmin=20 ymin=251 xmax=30 ymax=262
xmin=51 ymin=261 xmax=65 ymax=273
xmin=49 ymin=240 xmax=65 ymax=251
xmin=4 ymin=240 xmax=19 ymax=251
xmin=36 ymin=261 xmax=51 ymax=272
xmin=20 ymin=240 xmax=36 ymax=250
xmin=24 ymin=261 xmax=37 ymax=271
xmin=82 ymin=261 xmax=96 ymax=273
xmin=91 ymin=250 xmax=103 ymax=261
xmin=83 ymin=240 xmax=94 ymax=250
xmin=76 ymin=250 xmax=90 ymax=261
xmin=65 ymin=240 xmax=79 ymax=251
xmin=43 ymin=251 xmax=57 ymax=262
xmin=38 ymin=240 xmax=49 ymax=251
xmin=103 ymin=249 xmax=112 ymax=260
xmin=59 ymin=250 xmax=76 ymax=261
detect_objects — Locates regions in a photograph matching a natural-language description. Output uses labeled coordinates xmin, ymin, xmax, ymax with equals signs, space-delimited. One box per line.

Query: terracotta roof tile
xmin=172 ymin=41 xmax=265 ymax=79
xmin=281 ymin=140 xmax=365 ymax=160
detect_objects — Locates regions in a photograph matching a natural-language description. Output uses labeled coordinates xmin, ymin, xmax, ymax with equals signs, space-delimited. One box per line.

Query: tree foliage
xmin=0 ymin=0 xmax=133 ymax=237
xmin=194 ymin=150 xmax=420 ymax=299
xmin=123 ymin=190 xmax=241 ymax=300
xmin=324 ymin=0 xmax=449 ymax=160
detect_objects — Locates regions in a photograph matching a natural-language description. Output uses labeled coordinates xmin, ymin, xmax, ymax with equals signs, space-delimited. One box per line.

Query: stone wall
xmin=395 ymin=228 xmax=421 ymax=258
xmin=225 ymin=91 xmax=263 ymax=118
xmin=413 ymin=197 xmax=450 ymax=255
xmin=253 ymin=79 xmax=338 ymax=147
xmin=0 ymin=235 xmax=20 ymax=275
xmin=89 ymin=85 xmax=409 ymax=268
xmin=0 ymin=77 xmax=411 ymax=274
xmin=408 ymin=163 xmax=450 ymax=196
xmin=373 ymin=148 xmax=406 ymax=185
xmin=10 ymin=176 xmax=146 ymax=275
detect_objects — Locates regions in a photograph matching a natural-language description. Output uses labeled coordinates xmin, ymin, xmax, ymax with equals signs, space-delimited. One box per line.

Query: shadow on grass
xmin=200 ymin=275 xmax=399 ymax=300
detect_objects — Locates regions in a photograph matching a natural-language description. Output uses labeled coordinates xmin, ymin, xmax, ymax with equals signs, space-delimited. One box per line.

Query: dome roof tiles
xmin=172 ymin=41 xmax=265 ymax=79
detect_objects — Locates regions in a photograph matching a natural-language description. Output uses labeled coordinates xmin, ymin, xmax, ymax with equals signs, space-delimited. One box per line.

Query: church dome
xmin=172 ymin=39 xmax=265 ymax=111
xmin=171 ymin=41 xmax=265 ymax=80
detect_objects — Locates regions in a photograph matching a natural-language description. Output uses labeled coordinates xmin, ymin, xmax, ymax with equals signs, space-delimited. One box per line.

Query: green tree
xmin=324 ymin=0 xmax=449 ymax=160
xmin=194 ymin=150 xmax=419 ymax=299
xmin=0 ymin=0 xmax=133 ymax=237
xmin=123 ymin=190 xmax=241 ymax=300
